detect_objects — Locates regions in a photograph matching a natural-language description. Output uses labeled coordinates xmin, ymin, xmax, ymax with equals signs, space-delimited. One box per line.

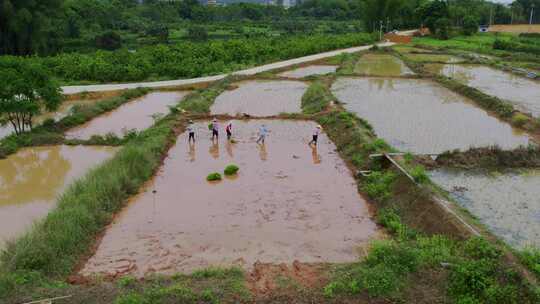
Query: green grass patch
xmin=180 ymin=77 xmax=236 ymax=114
xmin=301 ymin=81 xmax=334 ymax=114
xmin=206 ymin=172 xmax=222 ymax=181
xmin=223 ymin=164 xmax=239 ymax=176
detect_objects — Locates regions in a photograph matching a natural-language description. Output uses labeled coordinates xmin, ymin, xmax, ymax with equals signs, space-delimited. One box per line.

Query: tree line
xmin=2 ymin=0 xmax=539 ymax=56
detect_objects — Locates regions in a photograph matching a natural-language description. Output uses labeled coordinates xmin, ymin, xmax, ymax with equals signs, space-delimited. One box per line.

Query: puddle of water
xmin=66 ymin=92 xmax=188 ymax=140
xmin=0 ymin=145 xmax=116 ymax=248
xmin=331 ymin=77 xmax=531 ymax=154
xmin=279 ymin=65 xmax=338 ymax=78
xmin=0 ymin=99 xmax=100 ymax=140
xmin=430 ymin=169 xmax=540 ymax=248
xmin=424 ymin=64 xmax=540 ymax=117
xmin=405 ymin=53 xmax=463 ymax=63
xmin=210 ymin=80 xmax=307 ymax=117
xmin=354 ymin=53 xmax=415 ymax=76
xmin=81 ymin=120 xmax=378 ymax=277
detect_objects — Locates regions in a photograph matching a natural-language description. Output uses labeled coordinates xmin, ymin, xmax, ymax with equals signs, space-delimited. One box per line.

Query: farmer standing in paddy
xmin=256 ymin=124 xmax=268 ymax=144
xmin=226 ymin=122 xmax=233 ymax=141
xmin=309 ymin=125 xmax=322 ymax=146
xmin=212 ymin=118 xmax=219 ymax=141
xmin=187 ymin=120 xmax=195 ymax=143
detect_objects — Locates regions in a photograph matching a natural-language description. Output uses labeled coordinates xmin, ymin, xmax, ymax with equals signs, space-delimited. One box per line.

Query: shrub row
xmin=21 ymin=33 xmax=375 ymax=84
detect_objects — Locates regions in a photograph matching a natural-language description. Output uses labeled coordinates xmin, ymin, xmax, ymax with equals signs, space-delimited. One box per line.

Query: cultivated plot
xmin=331 ymin=77 xmax=531 ymax=154
xmin=430 ymin=169 xmax=540 ymax=249
xmin=0 ymin=145 xmax=116 ymax=248
xmin=210 ymin=80 xmax=307 ymax=116
xmin=403 ymin=53 xmax=464 ymax=63
xmin=279 ymin=65 xmax=338 ymax=78
xmin=354 ymin=53 xmax=415 ymax=77
xmin=81 ymin=120 xmax=378 ymax=278
xmin=66 ymin=91 xmax=188 ymax=139
xmin=424 ymin=64 xmax=540 ymax=117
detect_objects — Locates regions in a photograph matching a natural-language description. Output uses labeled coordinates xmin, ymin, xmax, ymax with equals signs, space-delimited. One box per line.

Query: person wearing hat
xmin=309 ymin=125 xmax=322 ymax=146
xmin=212 ymin=118 xmax=219 ymax=141
xmin=187 ymin=120 xmax=195 ymax=143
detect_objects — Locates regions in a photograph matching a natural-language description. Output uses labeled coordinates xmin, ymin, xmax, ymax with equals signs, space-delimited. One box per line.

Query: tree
xmin=95 ymin=31 xmax=122 ymax=50
xmin=462 ymin=15 xmax=479 ymax=36
xmin=187 ymin=26 xmax=209 ymax=41
xmin=0 ymin=58 xmax=62 ymax=135
xmin=435 ymin=18 xmax=450 ymax=40
xmin=416 ymin=0 xmax=449 ymax=36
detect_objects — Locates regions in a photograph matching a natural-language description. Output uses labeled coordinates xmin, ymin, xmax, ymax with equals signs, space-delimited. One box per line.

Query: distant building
xmin=207 ymin=0 xmax=217 ymax=5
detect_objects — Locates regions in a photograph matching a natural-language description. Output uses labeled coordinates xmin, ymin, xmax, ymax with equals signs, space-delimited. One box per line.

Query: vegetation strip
xmin=0 ymin=88 xmax=149 ymax=159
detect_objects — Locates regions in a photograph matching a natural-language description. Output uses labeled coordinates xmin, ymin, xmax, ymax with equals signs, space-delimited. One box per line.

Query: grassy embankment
xmin=412 ymin=33 xmax=540 ymax=72
xmin=0 ymin=88 xmax=150 ymax=159
xmin=302 ymin=77 xmax=540 ymax=303
xmin=392 ymin=46 xmax=540 ymax=133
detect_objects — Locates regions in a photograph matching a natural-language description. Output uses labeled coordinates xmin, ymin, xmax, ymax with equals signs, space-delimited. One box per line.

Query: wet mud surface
xmin=210 ymin=81 xmax=307 ymax=117
xmin=354 ymin=53 xmax=415 ymax=76
xmin=331 ymin=77 xmax=531 ymax=154
xmin=66 ymin=92 xmax=188 ymax=139
xmin=81 ymin=120 xmax=378 ymax=278
xmin=0 ymin=145 xmax=116 ymax=248
xmin=278 ymin=65 xmax=338 ymax=78
xmin=430 ymin=169 xmax=540 ymax=248
xmin=424 ymin=64 xmax=540 ymax=117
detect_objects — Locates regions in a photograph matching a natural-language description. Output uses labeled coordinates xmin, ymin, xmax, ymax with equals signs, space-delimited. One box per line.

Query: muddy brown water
xmin=331 ymin=77 xmax=531 ymax=154
xmin=354 ymin=53 xmax=415 ymax=77
xmin=278 ymin=65 xmax=338 ymax=78
xmin=66 ymin=92 xmax=188 ymax=139
xmin=430 ymin=169 xmax=540 ymax=248
xmin=0 ymin=99 xmax=100 ymax=140
xmin=424 ymin=64 xmax=540 ymax=117
xmin=210 ymin=81 xmax=307 ymax=117
xmin=81 ymin=120 xmax=378 ymax=278
xmin=0 ymin=145 xmax=116 ymax=248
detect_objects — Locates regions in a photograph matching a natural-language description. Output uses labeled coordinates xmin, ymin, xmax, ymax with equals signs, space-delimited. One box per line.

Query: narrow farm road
xmin=62 ymin=42 xmax=395 ymax=94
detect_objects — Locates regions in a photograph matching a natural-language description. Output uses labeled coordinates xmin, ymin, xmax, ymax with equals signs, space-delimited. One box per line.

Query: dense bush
xmin=28 ymin=33 xmax=374 ymax=83
xmin=206 ymin=172 xmax=222 ymax=181
xmin=224 ymin=164 xmax=239 ymax=176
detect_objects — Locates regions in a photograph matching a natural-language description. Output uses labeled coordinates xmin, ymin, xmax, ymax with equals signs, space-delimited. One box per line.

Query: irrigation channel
xmin=1 ymin=45 xmax=539 ymax=291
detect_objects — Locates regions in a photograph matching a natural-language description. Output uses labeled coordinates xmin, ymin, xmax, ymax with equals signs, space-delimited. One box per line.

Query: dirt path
xmin=61 ymin=42 xmax=394 ymax=95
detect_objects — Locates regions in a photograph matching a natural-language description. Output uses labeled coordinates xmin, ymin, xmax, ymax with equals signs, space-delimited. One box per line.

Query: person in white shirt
xmin=187 ymin=120 xmax=195 ymax=143
xmin=212 ymin=118 xmax=219 ymax=141
xmin=309 ymin=125 xmax=322 ymax=146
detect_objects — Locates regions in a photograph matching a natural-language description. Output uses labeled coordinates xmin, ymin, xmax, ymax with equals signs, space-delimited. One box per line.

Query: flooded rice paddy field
xmin=210 ymin=80 xmax=307 ymax=117
xmin=81 ymin=120 xmax=378 ymax=278
xmin=0 ymin=98 xmax=100 ymax=140
xmin=0 ymin=145 xmax=116 ymax=248
xmin=66 ymin=91 xmax=188 ymax=140
xmin=424 ymin=64 xmax=540 ymax=117
xmin=331 ymin=77 xmax=531 ymax=154
xmin=430 ymin=169 xmax=540 ymax=248
xmin=279 ymin=65 xmax=338 ymax=78
xmin=354 ymin=53 xmax=415 ymax=77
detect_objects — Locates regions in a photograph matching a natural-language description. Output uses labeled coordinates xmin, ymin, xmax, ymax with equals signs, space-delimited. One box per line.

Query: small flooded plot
xmin=430 ymin=169 xmax=540 ymax=248
xmin=279 ymin=65 xmax=338 ymax=78
xmin=66 ymin=91 xmax=188 ymax=140
xmin=393 ymin=46 xmax=433 ymax=54
xmin=331 ymin=78 xmax=531 ymax=154
xmin=211 ymin=80 xmax=307 ymax=117
xmin=404 ymin=53 xmax=463 ymax=63
xmin=81 ymin=120 xmax=378 ymax=277
xmin=0 ymin=145 xmax=116 ymax=248
xmin=424 ymin=64 xmax=540 ymax=117
xmin=0 ymin=98 xmax=100 ymax=140
xmin=354 ymin=53 xmax=415 ymax=77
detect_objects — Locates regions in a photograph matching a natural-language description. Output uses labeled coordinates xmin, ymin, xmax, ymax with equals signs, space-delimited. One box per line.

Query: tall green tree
xmin=0 ymin=0 xmax=65 ymax=55
xmin=0 ymin=58 xmax=62 ymax=134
